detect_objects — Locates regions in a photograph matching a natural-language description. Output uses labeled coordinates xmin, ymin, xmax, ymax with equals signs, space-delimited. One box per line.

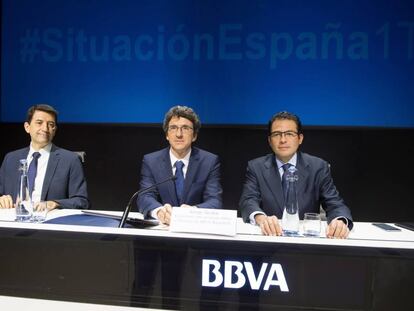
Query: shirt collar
xmin=169 ymin=148 xmax=191 ymax=168
xmin=275 ymin=153 xmax=297 ymax=170
xmin=28 ymin=143 xmax=52 ymax=158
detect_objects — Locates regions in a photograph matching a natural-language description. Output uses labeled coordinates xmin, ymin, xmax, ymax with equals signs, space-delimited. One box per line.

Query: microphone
xmin=118 ymin=175 xmax=177 ymax=228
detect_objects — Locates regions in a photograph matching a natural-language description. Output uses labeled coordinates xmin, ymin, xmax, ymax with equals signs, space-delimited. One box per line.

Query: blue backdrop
xmin=2 ymin=0 xmax=414 ymax=126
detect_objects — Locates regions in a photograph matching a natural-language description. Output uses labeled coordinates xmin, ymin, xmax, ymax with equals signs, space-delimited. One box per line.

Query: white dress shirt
xmin=27 ymin=143 xmax=52 ymax=203
xmin=169 ymin=149 xmax=191 ymax=178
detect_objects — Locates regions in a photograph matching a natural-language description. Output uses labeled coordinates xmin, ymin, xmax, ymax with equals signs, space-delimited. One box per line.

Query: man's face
xmin=24 ymin=110 xmax=57 ymax=149
xmin=166 ymin=116 xmax=197 ymax=158
xmin=268 ymin=119 xmax=303 ymax=163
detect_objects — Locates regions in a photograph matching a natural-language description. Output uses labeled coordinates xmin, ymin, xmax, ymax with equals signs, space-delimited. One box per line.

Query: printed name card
xmin=169 ymin=207 xmax=237 ymax=236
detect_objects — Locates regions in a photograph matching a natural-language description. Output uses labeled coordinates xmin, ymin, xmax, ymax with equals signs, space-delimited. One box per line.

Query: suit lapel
xmin=263 ymin=155 xmax=285 ymax=215
xmin=41 ymin=145 xmax=59 ymax=200
xmin=20 ymin=148 xmax=30 ymax=158
xmin=295 ymin=152 xmax=310 ymax=201
xmin=182 ymin=148 xmax=200 ymax=203
xmin=160 ymin=148 xmax=179 ymax=206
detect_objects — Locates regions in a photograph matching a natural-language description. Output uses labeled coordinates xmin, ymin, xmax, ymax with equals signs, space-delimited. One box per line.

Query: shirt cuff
xmin=249 ymin=211 xmax=266 ymax=225
xmin=150 ymin=206 xmax=164 ymax=220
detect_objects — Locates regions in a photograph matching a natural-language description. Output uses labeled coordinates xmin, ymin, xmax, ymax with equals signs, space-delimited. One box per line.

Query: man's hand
xmin=33 ymin=201 xmax=59 ymax=212
xmin=156 ymin=204 xmax=173 ymax=225
xmin=255 ymin=214 xmax=283 ymax=236
xmin=326 ymin=219 xmax=350 ymax=239
xmin=45 ymin=201 xmax=59 ymax=211
xmin=0 ymin=195 xmax=14 ymax=209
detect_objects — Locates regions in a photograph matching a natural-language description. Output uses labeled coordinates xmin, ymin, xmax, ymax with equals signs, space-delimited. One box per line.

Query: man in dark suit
xmin=0 ymin=104 xmax=89 ymax=210
xmin=239 ymin=111 xmax=352 ymax=239
xmin=133 ymin=106 xmax=222 ymax=309
xmin=137 ymin=105 xmax=222 ymax=223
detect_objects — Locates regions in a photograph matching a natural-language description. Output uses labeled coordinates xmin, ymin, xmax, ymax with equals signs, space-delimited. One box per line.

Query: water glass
xmin=32 ymin=201 xmax=49 ymax=222
xmin=303 ymin=213 xmax=321 ymax=237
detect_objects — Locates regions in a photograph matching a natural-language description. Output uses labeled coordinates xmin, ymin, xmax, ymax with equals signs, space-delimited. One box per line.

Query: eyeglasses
xmin=168 ymin=125 xmax=193 ymax=133
xmin=269 ymin=131 xmax=299 ymax=139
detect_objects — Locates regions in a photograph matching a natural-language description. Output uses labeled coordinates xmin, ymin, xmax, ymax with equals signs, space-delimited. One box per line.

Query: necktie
xmin=281 ymin=163 xmax=292 ymax=200
xmin=175 ymin=161 xmax=185 ymax=205
xmin=27 ymin=152 xmax=41 ymax=196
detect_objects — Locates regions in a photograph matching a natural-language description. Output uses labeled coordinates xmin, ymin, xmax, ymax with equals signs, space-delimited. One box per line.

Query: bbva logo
xmin=201 ymin=259 xmax=289 ymax=292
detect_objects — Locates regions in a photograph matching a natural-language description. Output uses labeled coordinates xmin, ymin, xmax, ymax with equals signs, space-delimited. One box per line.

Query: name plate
xmin=169 ymin=207 xmax=237 ymax=236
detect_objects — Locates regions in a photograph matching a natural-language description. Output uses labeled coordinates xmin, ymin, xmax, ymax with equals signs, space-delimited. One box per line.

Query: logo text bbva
xmin=202 ymin=259 xmax=289 ymax=292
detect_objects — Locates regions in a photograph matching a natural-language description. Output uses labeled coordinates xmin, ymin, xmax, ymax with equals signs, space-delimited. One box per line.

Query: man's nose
xmin=40 ymin=123 xmax=49 ymax=131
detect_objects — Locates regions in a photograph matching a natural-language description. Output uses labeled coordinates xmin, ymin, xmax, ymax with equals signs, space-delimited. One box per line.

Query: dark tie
xmin=281 ymin=163 xmax=292 ymax=200
xmin=27 ymin=152 xmax=41 ymax=196
xmin=175 ymin=161 xmax=185 ymax=205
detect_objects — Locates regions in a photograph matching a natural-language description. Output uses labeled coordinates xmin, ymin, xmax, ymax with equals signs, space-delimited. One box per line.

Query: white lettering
xmin=201 ymin=259 xmax=289 ymax=292
xmin=263 ymin=263 xmax=289 ymax=292
xmin=244 ymin=262 xmax=268 ymax=290
xmin=202 ymin=259 xmax=223 ymax=287
xmin=224 ymin=261 xmax=245 ymax=288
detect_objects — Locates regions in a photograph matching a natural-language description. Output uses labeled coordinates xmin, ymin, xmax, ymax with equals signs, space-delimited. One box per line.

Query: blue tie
xmin=281 ymin=163 xmax=292 ymax=200
xmin=27 ymin=152 xmax=41 ymax=196
xmin=175 ymin=161 xmax=185 ymax=205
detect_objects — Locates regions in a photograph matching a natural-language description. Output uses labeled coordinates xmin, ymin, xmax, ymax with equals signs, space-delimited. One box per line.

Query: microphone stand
xmin=118 ymin=176 xmax=176 ymax=228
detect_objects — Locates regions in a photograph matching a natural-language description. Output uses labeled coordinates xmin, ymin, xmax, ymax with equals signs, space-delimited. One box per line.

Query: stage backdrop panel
xmin=2 ymin=0 xmax=414 ymax=127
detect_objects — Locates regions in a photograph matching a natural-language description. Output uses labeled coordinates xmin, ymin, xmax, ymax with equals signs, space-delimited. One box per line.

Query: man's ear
xmin=298 ymin=133 xmax=304 ymax=145
xmin=24 ymin=122 xmax=30 ymax=134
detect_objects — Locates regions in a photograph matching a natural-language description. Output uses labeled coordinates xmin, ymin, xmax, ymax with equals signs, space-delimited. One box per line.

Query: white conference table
xmin=0 ymin=208 xmax=413 ymax=249
xmin=0 ymin=208 xmax=413 ymax=311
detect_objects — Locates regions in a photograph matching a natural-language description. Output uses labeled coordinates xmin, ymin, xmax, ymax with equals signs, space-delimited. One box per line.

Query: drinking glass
xmin=303 ymin=213 xmax=321 ymax=237
xmin=32 ymin=201 xmax=49 ymax=222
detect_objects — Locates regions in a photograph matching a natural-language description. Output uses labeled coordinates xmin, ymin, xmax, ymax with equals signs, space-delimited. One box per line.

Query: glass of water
xmin=303 ymin=213 xmax=321 ymax=237
xmin=32 ymin=201 xmax=49 ymax=222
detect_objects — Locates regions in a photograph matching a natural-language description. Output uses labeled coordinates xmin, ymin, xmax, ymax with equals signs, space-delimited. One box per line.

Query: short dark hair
xmin=26 ymin=104 xmax=58 ymax=124
xmin=268 ymin=111 xmax=302 ymax=135
xmin=163 ymin=105 xmax=201 ymax=135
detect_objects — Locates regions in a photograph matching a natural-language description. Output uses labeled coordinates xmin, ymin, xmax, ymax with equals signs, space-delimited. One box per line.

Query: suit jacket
xmin=239 ymin=152 xmax=352 ymax=226
xmin=0 ymin=145 xmax=89 ymax=209
xmin=137 ymin=147 xmax=222 ymax=218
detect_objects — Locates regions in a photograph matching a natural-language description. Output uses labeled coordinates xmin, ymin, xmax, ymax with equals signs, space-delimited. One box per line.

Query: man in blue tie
xmin=137 ymin=105 xmax=223 ymax=224
xmin=0 ymin=104 xmax=89 ymax=210
xmin=239 ymin=111 xmax=353 ymax=239
xmin=134 ymin=106 xmax=223 ymax=309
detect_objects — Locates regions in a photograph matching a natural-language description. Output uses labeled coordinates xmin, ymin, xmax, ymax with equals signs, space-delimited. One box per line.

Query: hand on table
xmin=326 ymin=218 xmax=349 ymax=239
xmin=0 ymin=195 xmax=14 ymax=209
xmin=255 ymin=214 xmax=283 ymax=236
xmin=157 ymin=204 xmax=173 ymax=225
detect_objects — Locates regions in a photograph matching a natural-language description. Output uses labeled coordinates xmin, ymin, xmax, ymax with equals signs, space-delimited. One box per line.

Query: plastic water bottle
xmin=15 ymin=159 xmax=33 ymax=222
xmin=282 ymin=166 xmax=300 ymax=236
